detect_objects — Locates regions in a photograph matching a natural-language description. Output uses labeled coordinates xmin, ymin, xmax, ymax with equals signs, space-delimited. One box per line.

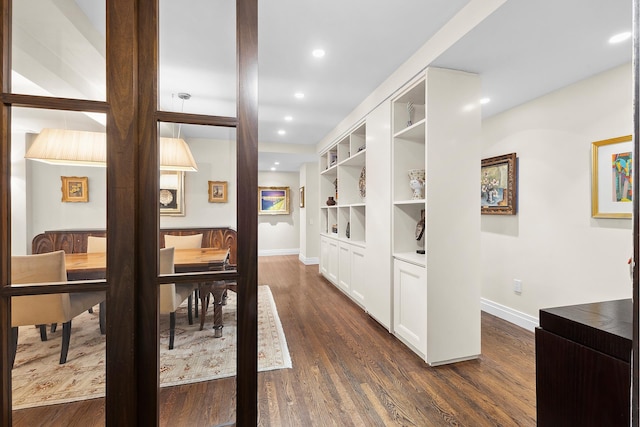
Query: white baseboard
xmin=298 ymin=254 xmax=319 ymax=265
xmin=481 ymin=298 xmax=539 ymax=332
xmin=258 ymin=248 xmax=300 ymax=257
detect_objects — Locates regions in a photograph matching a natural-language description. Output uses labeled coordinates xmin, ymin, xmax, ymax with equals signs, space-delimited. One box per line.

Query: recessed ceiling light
xmin=278 ymin=130 xmax=286 ymax=135
xmin=312 ymin=49 xmax=325 ymax=58
xmin=270 ymin=167 xmax=276 ymax=171
xmin=294 ymin=92 xmax=305 ymax=99
xmin=284 ymin=116 xmax=293 ymax=121
xmin=479 ymin=97 xmax=491 ymax=105
xmin=274 ymin=162 xmax=280 ymax=165
xmin=609 ymin=31 xmax=631 ymax=44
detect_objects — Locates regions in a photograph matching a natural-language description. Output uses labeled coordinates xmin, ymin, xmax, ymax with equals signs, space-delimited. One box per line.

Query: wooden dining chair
xmin=159 ymin=247 xmax=195 ymax=349
xmin=10 ymin=250 xmax=105 ymax=366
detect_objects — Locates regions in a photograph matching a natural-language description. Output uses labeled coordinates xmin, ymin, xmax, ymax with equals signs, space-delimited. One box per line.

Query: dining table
xmin=64 ymin=248 xmax=234 ymax=336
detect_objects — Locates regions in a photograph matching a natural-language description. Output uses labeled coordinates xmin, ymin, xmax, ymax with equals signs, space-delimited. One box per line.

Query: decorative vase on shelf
xmin=326 ymin=196 xmax=336 ymax=206
xmin=408 ymin=169 xmax=425 ymax=199
xmin=346 ymin=222 xmax=350 ymax=238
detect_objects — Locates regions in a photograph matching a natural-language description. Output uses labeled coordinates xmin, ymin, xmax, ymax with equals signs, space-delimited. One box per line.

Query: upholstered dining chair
xmin=159 ymin=247 xmax=195 ymax=349
xmin=164 ymin=233 xmax=203 ymax=249
xmin=164 ymin=233 xmax=202 ymax=316
xmin=87 ymin=235 xmax=107 ymax=253
xmin=10 ymin=250 xmax=105 ymax=367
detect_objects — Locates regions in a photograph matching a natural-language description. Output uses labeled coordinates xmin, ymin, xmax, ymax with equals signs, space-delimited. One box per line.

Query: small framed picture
xmin=591 ymin=135 xmax=633 ymax=218
xmin=481 ymin=153 xmax=517 ymax=215
xmin=160 ymin=170 xmax=185 ymax=216
xmin=61 ymin=176 xmax=89 ymax=202
xmin=258 ymin=186 xmax=290 ymax=215
xmin=208 ymin=181 xmax=228 ymax=203
xmin=299 ymin=186 xmax=305 ymax=208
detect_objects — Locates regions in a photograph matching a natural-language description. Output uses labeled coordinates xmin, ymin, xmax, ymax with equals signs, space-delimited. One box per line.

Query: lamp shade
xmin=159 ymin=137 xmax=198 ymax=171
xmin=25 ymin=129 xmax=106 ymax=167
xmin=25 ymin=129 xmax=198 ymax=171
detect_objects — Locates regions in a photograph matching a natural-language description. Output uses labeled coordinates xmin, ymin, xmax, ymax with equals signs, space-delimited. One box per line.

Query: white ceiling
xmin=10 ymin=0 xmax=634 ymax=172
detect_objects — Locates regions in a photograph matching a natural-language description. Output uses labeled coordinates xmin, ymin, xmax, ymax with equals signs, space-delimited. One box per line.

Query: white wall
xmin=258 ymin=171 xmax=301 ymax=256
xmin=481 ymin=63 xmax=633 ymax=329
xmin=299 ymin=162 xmax=319 ymax=264
xmin=160 ymin=138 xmax=237 ymax=229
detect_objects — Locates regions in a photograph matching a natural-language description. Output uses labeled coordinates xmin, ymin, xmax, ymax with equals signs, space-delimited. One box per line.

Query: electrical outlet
xmin=513 ymin=279 xmax=522 ymax=294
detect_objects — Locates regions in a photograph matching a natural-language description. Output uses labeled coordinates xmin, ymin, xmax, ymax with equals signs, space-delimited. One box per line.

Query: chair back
xmin=159 ymin=247 xmax=178 ymax=313
xmin=164 ymin=234 xmax=202 ymax=249
xmin=87 ymin=236 xmax=107 ymax=253
xmin=11 ymin=251 xmax=70 ymax=326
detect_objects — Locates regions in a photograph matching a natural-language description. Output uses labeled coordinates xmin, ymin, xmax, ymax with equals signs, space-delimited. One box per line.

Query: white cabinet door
xmin=350 ymin=245 xmax=366 ymax=307
xmin=320 ymin=236 xmax=330 ymax=277
xmin=338 ymin=243 xmax=351 ymax=294
xmin=393 ymin=259 xmax=427 ymax=357
xmin=327 ymin=238 xmax=339 ymax=284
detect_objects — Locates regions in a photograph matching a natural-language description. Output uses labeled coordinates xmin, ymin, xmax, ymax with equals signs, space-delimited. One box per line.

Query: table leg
xmin=211 ymin=281 xmax=227 ymax=338
xmin=199 ymin=285 xmax=209 ymax=331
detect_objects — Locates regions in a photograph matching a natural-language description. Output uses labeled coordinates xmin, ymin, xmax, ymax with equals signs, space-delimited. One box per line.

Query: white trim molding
xmin=258 ymin=248 xmax=300 ymax=257
xmin=481 ymin=298 xmax=539 ymax=332
xmin=299 ymin=254 xmax=319 ymax=265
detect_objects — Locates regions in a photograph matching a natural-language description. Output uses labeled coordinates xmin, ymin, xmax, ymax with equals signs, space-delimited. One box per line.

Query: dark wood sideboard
xmin=536 ymin=299 xmax=632 ymax=426
xmin=32 ymin=227 xmax=238 ymax=266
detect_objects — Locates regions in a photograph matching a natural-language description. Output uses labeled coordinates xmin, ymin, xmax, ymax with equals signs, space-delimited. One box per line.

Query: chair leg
xmin=10 ymin=327 xmax=18 ymax=369
xmin=88 ymin=307 xmax=93 ymax=314
xmin=99 ymin=301 xmax=106 ymax=334
xmin=38 ymin=324 xmax=47 ymax=341
xmin=169 ymin=312 xmax=176 ymax=350
xmin=51 ymin=323 xmax=57 ymax=333
xmin=194 ymin=288 xmax=199 ymax=318
xmin=187 ymin=295 xmax=193 ymax=325
xmin=60 ymin=320 xmax=71 ymax=364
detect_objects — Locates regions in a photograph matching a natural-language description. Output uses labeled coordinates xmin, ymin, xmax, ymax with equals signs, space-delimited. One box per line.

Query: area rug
xmin=11 ymin=285 xmax=291 ymax=409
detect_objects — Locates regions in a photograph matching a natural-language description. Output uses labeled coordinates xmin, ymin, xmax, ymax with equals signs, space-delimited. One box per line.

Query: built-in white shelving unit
xmin=319 ymin=122 xmax=368 ymax=308
xmin=390 ymin=68 xmax=481 ymax=366
xmin=319 ymin=67 xmax=481 ymax=366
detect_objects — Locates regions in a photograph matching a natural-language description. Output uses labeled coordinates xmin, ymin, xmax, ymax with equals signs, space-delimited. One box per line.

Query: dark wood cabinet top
xmin=539 ymin=299 xmax=632 ymax=362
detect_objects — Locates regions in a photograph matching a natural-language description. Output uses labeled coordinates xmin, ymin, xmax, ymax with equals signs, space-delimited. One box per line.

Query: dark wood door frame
xmin=633 ymin=0 xmax=639 ymax=424
xmin=0 ymin=1 xmax=258 ymax=425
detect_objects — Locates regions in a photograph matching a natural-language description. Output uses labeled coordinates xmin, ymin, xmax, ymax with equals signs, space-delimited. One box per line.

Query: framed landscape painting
xmin=481 ymin=153 xmax=517 ymax=215
xmin=258 ymin=186 xmax=290 ymax=215
xmin=591 ymin=135 xmax=632 ymax=219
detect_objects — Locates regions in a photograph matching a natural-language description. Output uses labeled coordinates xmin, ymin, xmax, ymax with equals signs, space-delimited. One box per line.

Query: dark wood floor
xmin=12 ymin=255 xmax=536 ymax=426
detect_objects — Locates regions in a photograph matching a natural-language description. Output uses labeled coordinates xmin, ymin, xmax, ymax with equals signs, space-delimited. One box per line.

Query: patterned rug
xmin=11 ymin=285 xmax=291 ymax=409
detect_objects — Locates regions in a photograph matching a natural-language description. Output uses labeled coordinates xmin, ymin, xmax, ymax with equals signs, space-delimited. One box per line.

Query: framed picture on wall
xmin=61 ymin=176 xmax=89 ymax=202
xmin=208 ymin=181 xmax=228 ymax=203
xmin=160 ymin=170 xmax=185 ymax=216
xmin=299 ymin=186 xmax=305 ymax=208
xmin=258 ymin=186 xmax=290 ymax=215
xmin=591 ymin=135 xmax=632 ymax=219
xmin=481 ymin=153 xmax=517 ymax=215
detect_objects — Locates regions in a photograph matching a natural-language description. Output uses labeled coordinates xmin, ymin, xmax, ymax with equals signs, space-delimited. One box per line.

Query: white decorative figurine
xmin=408 ymin=169 xmax=425 ymax=199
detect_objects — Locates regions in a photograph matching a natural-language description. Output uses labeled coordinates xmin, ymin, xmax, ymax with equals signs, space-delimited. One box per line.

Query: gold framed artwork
xmin=159 ymin=170 xmax=185 ymax=216
xmin=61 ymin=176 xmax=89 ymax=202
xmin=591 ymin=135 xmax=632 ymax=219
xmin=481 ymin=153 xmax=517 ymax=215
xmin=208 ymin=181 xmax=228 ymax=203
xmin=258 ymin=186 xmax=290 ymax=215
xmin=299 ymin=186 xmax=305 ymax=208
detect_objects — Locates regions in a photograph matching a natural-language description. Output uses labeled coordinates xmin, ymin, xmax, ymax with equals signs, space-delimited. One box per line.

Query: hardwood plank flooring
xmin=11 ymin=255 xmax=536 ymax=426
